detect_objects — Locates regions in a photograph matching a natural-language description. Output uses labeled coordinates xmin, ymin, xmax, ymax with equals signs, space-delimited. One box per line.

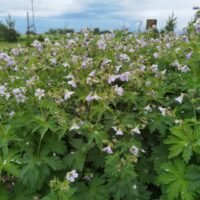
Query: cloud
xmin=0 ymin=0 xmax=94 ymax=17
xmin=116 ymin=0 xmax=196 ymax=29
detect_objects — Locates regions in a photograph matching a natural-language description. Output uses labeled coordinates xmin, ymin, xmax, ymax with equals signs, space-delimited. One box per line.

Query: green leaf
xmin=0 ymin=125 xmax=22 ymax=155
xmin=149 ymin=115 xmax=173 ymax=136
xmin=182 ymin=145 xmax=193 ymax=163
xmin=31 ymin=115 xmax=57 ymax=140
xmin=42 ymin=137 xmax=66 ymax=155
xmin=0 ymin=186 xmax=9 ymax=200
xmin=105 ymin=154 xmax=137 ymax=200
xmin=42 ymin=192 xmax=58 ymax=200
xmin=0 ymin=151 xmax=21 ymax=177
xmin=165 ymin=122 xmax=200 ymax=163
xmin=43 ymin=156 xmax=65 ymax=171
xmin=185 ymin=165 xmax=200 ymax=191
xmin=20 ymin=153 xmax=50 ymax=191
xmin=64 ymin=151 xmax=86 ymax=171
xmin=75 ymin=177 xmax=109 ymax=200
xmin=158 ymin=159 xmax=195 ymax=200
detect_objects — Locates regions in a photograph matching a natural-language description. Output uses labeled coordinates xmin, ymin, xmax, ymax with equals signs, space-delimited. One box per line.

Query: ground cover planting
xmin=0 ymin=24 xmax=200 ymax=199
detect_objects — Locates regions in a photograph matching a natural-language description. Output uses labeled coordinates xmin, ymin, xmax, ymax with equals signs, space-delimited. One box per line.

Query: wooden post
xmin=146 ymin=19 xmax=157 ymax=30
xmin=27 ymin=11 xmax=30 ymax=35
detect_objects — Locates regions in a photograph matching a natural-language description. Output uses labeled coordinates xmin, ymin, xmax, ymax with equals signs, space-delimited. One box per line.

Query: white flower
xmin=161 ymin=69 xmax=167 ymax=75
xmin=131 ymin=127 xmax=141 ymax=135
xmin=129 ymin=48 xmax=134 ymax=53
xmin=186 ymin=52 xmax=192 ymax=59
xmin=119 ymin=53 xmax=130 ymax=62
xmin=172 ymin=60 xmax=181 ymax=69
xmin=114 ymin=85 xmax=124 ymax=96
xmin=102 ymin=146 xmax=113 ymax=154
xmin=86 ymin=77 xmax=99 ymax=85
xmin=12 ymin=88 xmax=26 ymax=103
xmin=115 ymin=65 xmax=122 ymax=73
xmin=175 ymin=119 xmax=183 ymax=124
xmin=64 ymin=90 xmax=74 ymax=100
xmin=26 ymin=76 xmax=39 ymax=87
xmin=0 ymin=85 xmax=6 ymax=96
xmin=130 ymin=145 xmax=139 ymax=156
xmin=108 ymin=75 xmax=119 ymax=84
xmin=112 ymin=127 xmax=123 ymax=135
xmin=54 ymin=42 xmax=60 ymax=46
xmin=44 ymin=37 xmax=50 ymax=43
xmin=14 ymin=94 xmax=26 ymax=103
xmin=65 ymin=170 xmax=78 ymax=183
xmin=4 ymin=93 xmax=10 ymax=100
xmin=140 ymin=65 xmax=146 ymax=72
xmin=153 ymin=52 xmax=159 ymax=59
xmin=101 ymin=59 xmax=112 ymax=68
xmin=9 ymin=111 xmax=15 ymax=117
xmin=145 ymin=81 xmax=151 ymax=86
xmin=144 ymin=105 xmax=152 ymax=112
xmin=68 ymin=80 xmax=77 ymax=88
xmin=62 ymin=63 xmax=70 ymax=68
xmin=31 ymin=40 xmax=43 ymax=51
xmin=88 ymin=70 xmax=96 ymax=77
xmin=12 ymin=88 xmax=21 ymax=95
xmin=166 ymin=43 xmax=171 ymax=48
xmin=158 ymin=106 xmax=167 ymax=116
xmin=86 ymin=93 xmax=102 ymax=102
xmin=175 ymin=48 xmax=181 ymax=52
xmin=67 ymin=39 xmax=76 ymax=47
xmin=180 ymin=65 xmax=190 ymax=73
xmin=175 ymin=93 xmax=185 ymax=104
xmin=65 ymin=74 xmax=74 ymax=79
xmin=35 ymin=88 xmax=45 ymax=100
xmin=72 ymin=55 xmax=79 ymax=64
xmin=83 ymin=173 xmax=93 ymax=181
xmin=97 ymin=39 xmax=107 ymax=50
xmin=133 ymin=184 xmax=137 ymax=190
xmin=119 ymin=71 xmax=130 ymax=82
xmin=70 ymin=123 xmax=81 ymax=131
xmin=151 ymin=64 xmax=158 ymax=73
xmin=50 ymin=58 xmax=57 ymax=65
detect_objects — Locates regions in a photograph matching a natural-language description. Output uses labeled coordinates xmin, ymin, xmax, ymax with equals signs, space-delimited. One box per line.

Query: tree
xmin=4 ymin=14 xmax=19 ymax=42
xmin=6 ymin=14 xmax=15 ymax=30
xmin=0 ymin=21 xmax=8 ymax=41
xmin=165 ymin=13 xmax=177 ymax=32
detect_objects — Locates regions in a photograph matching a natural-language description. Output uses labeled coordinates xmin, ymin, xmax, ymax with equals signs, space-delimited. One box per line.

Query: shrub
xmin=0 ymin=25 xmax=200 ymax=200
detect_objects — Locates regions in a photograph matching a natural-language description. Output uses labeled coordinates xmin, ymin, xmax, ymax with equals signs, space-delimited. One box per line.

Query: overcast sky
xmin=0 ymin=0 xmax=197 ymax=32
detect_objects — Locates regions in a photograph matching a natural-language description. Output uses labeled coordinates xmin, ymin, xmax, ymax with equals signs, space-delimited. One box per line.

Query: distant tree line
xmin=45 ymin=27 xmax=112 ymax=35
xmin=45 ymin=28 xmax=75 ymax=34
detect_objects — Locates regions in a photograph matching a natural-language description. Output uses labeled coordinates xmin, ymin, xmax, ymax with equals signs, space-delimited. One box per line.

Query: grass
xmin=0 ymin=41 xmax=25 ymax=49
xmin=0 ymin=42 xmax=21 ymax=49
xmin=0 ymin=34 xmax=66 ymax=50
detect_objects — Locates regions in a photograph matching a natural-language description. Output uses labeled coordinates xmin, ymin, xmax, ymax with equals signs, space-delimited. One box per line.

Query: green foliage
xmin=165 ymin=13 xmax=177 ymax=32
